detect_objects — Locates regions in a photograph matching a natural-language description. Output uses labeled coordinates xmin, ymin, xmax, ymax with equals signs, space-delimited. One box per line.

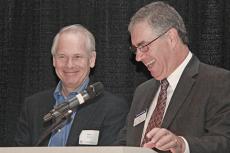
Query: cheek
xmin=53 ymin=60 xmax=57 ymax=67
xmin=82 ymin=60 xmax=92 ymax=69
xmin=54 ymin=63 xmax=66 ymax=75
xmin=157 ymin=57 xmax=167 ymax=71
xmin=54 ymin=62 xmax=64 ymax=70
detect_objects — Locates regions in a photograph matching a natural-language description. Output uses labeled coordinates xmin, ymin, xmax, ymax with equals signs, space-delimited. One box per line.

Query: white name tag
xmin=133 ymin=110 xmax=147 ymax=127
xmin=79 ymin=130 xmax=99 ymax=145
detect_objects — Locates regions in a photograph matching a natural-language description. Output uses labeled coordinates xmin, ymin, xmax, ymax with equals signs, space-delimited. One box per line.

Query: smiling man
xmin=14 ymin=24 xmax=128 ymax=146
xmin=116 ymin=1 xmax=230 ymax=153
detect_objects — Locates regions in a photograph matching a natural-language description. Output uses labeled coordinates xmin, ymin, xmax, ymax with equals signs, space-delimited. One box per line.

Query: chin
xmin=150 ymin=72 xmax=156 ymax=78
xmin=63 ymin=80 xmax=78 ymax=85
xmin=151 ymin=74 xmax=161 ymax=81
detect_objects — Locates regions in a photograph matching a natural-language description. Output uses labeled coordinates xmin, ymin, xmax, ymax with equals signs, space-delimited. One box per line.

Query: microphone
xmin=43 ymin=82 xmax=104 ymax=122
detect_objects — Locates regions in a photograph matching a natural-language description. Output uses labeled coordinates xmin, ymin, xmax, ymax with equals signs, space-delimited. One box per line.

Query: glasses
xmin=129 ymin=28 xmax=171 ymax=54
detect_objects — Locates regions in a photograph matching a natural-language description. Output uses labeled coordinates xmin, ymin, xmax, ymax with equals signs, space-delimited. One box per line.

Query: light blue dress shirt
xmin=48 ymin=78 xmax=89 ymax=146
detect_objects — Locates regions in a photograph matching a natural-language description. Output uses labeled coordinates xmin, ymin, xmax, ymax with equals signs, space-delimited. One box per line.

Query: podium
xmin=0 ymin=146 xmax=157 ymax=153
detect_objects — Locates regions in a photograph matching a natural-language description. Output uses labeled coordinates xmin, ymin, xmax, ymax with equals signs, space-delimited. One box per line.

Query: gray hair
xmin=128 ymin=1 xmax=189 ymax=45
xmin=51 ymin=24 xmax=96 ymax=55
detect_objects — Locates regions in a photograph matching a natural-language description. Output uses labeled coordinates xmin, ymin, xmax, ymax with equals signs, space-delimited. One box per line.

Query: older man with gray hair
xmin=15 ymin=24 xmax=128 ymax=146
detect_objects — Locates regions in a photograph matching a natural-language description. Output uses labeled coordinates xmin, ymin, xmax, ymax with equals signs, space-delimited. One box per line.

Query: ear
xmin=52 ymin=56 xmax=56 ymax=67
xmin=89 ymin=51 xmax=96 ymax=68
xmin=167 ymin=28 xmax=179 ymax=49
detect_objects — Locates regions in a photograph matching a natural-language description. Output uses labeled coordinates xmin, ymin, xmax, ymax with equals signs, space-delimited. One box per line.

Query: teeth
xmin=146 ymin=59 xmax=155 ymax=67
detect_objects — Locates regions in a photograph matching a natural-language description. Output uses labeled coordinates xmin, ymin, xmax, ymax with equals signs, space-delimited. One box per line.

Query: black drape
xmin=0 ymin=0 xmax=229 ymax=146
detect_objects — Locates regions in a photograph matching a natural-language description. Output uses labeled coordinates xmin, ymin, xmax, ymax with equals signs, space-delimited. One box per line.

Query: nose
xmin=135 ymin=49 xmax=145 ymax=62
xmin=66 ymin=57 xmax=74 ymax=68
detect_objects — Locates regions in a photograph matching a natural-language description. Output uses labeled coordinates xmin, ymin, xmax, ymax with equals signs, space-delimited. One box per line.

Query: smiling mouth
xmin=64 ymin=71 xmax=78 ymax=75
xmin=146 ymin=59 xmax=156 ymax=68
xmin=65 ymin=71 xmax=76 ymax=73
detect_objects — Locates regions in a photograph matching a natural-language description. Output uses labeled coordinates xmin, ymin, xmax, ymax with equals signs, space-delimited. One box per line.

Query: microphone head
xmin=87 ymin=82 xmax=104 ymax=98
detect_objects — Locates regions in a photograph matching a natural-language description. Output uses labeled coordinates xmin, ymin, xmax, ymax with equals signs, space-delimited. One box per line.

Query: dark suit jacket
xmin=117 ymin=56 xmax=230 ymax=153
xmin=14 ymin=89 xmax=129 ymax=146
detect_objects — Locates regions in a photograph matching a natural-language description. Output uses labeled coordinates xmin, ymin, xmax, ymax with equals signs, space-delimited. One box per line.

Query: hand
xmin=143 ymin=128 xmax=185 ymax=153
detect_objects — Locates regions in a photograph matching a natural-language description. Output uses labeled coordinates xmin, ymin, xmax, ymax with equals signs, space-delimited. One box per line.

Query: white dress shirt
xmin=141 ymin=51 xmax=192 ymax=153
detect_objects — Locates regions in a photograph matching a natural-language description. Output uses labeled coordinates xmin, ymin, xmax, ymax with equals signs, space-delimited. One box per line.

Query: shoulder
xmin=100 ymin=91 xmax=124 ymax=100
xmin=93 ymin=90 xmax=129 ymax=111
xmin=199 ymin=62 xmax=230 ymax=82
xmin=135 ymin=78 xmax=157 ymax=92
xmin=187 ymin=60 xmax=230 ymax=98
xmin=99 ymin=91 xmax=128 ymax=105
xmin=24 ymin=89 xmax=55 ymax=107
xmin=26 ymin=89 xmax=54 ymax=99
xmin=189 ymin=55 xmax=230 ymax=78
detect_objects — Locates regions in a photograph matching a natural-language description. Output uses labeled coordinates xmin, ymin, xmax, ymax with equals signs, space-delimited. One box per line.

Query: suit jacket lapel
xmin=132 ymin=79 xmax=160 ymax=146
xmin=162 ymin=56 xmax=199 ymax=128
xmin=137 ymin=80 xmax=160 ymax=114
xmin=66 ymin=98 xmax=98 ymax=146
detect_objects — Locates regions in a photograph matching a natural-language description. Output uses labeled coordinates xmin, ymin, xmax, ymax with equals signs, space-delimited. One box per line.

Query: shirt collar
xmin=167 ymin=51 xmax=192 ymax=91
xmin=53 ymin=77 xmax=90 ymax=104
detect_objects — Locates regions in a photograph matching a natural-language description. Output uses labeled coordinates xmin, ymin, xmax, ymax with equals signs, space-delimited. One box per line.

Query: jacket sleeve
xmin=14 ymin=99 xmax=32 ymax=146
xmin=98 ymin=96 xmax=129 ymax=145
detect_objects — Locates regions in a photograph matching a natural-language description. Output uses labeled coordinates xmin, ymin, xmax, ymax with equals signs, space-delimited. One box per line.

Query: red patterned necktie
xmin=141 ymin=79 xmax=169 ymax=146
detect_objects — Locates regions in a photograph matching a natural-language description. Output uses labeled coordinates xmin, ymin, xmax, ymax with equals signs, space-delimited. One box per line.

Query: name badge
xmin=79 ymin=130 xmax=99 ymax=145
xmin=133 ymin=110 xmax=147 ymax=127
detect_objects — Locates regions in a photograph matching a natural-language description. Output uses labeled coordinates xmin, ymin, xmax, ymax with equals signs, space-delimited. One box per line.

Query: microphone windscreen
xmin=87 ymin=82 xmax=104 ymax=98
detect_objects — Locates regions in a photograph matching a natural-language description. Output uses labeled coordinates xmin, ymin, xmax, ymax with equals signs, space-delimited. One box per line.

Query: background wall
xmin=0 ymin=0 xmax=230 ymax=146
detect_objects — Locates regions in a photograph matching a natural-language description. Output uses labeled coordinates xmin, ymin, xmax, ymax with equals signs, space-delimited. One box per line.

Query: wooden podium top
xmin=0 ymin=146 xmax=157 ymax=153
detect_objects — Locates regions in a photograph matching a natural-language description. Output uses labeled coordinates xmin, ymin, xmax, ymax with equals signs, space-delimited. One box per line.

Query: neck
xmin=177 ymin=44 xmax=189 ymax=64
xmin=61 ymin=85 xmax=75 ymax=97
xmin=167 ymin=44 xmax=189 ymax=77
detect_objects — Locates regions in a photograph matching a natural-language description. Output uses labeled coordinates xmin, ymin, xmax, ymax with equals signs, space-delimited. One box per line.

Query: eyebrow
xmin=56 ymin=51 xmax=82 ymax=55
xmin=134 ymin=40 xmax=147 ymax=48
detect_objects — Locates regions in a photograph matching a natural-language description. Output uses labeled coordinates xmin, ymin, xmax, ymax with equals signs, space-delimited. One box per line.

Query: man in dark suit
xmin=14 ymin=24 xmax=128 ymax=146
xmin=117 ymin=1 xmax=230 ymax=153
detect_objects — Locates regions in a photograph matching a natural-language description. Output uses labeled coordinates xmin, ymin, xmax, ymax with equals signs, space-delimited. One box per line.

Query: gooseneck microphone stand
xmin=34 ymin=109 xmax=73 ymax=146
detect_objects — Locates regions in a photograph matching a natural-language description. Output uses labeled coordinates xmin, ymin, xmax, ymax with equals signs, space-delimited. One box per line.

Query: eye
xmin=138 ymin=43 xmax=149 ymax=53
xmin=73 ymin=55 xmax=82 ymax=60
xmin=56 ymin=54 xmax=65 ymax=59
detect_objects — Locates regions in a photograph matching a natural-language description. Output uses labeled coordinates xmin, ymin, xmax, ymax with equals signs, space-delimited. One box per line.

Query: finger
xmin=147 ymin=128 xmax=178 ymax=151
xmin=154 ymin=130 xmax=174 ymax=149
xmin=146 ymin=127 xmax=161 ymax=139
xmin=146 ymin=128 xmax=169 ymax=144
xmin=143 ymin=141 xmax=156 ymax=148
xmin=156 ymin=137 xmax=177 ymax=151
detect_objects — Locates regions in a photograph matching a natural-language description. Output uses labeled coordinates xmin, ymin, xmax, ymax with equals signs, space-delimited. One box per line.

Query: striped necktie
xmin=141 ymin=79 xmax=169 ymax=146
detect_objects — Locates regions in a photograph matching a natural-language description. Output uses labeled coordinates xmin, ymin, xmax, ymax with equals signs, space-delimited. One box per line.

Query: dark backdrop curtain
xmin=0 ymin=0 xmax=229 ymax=146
